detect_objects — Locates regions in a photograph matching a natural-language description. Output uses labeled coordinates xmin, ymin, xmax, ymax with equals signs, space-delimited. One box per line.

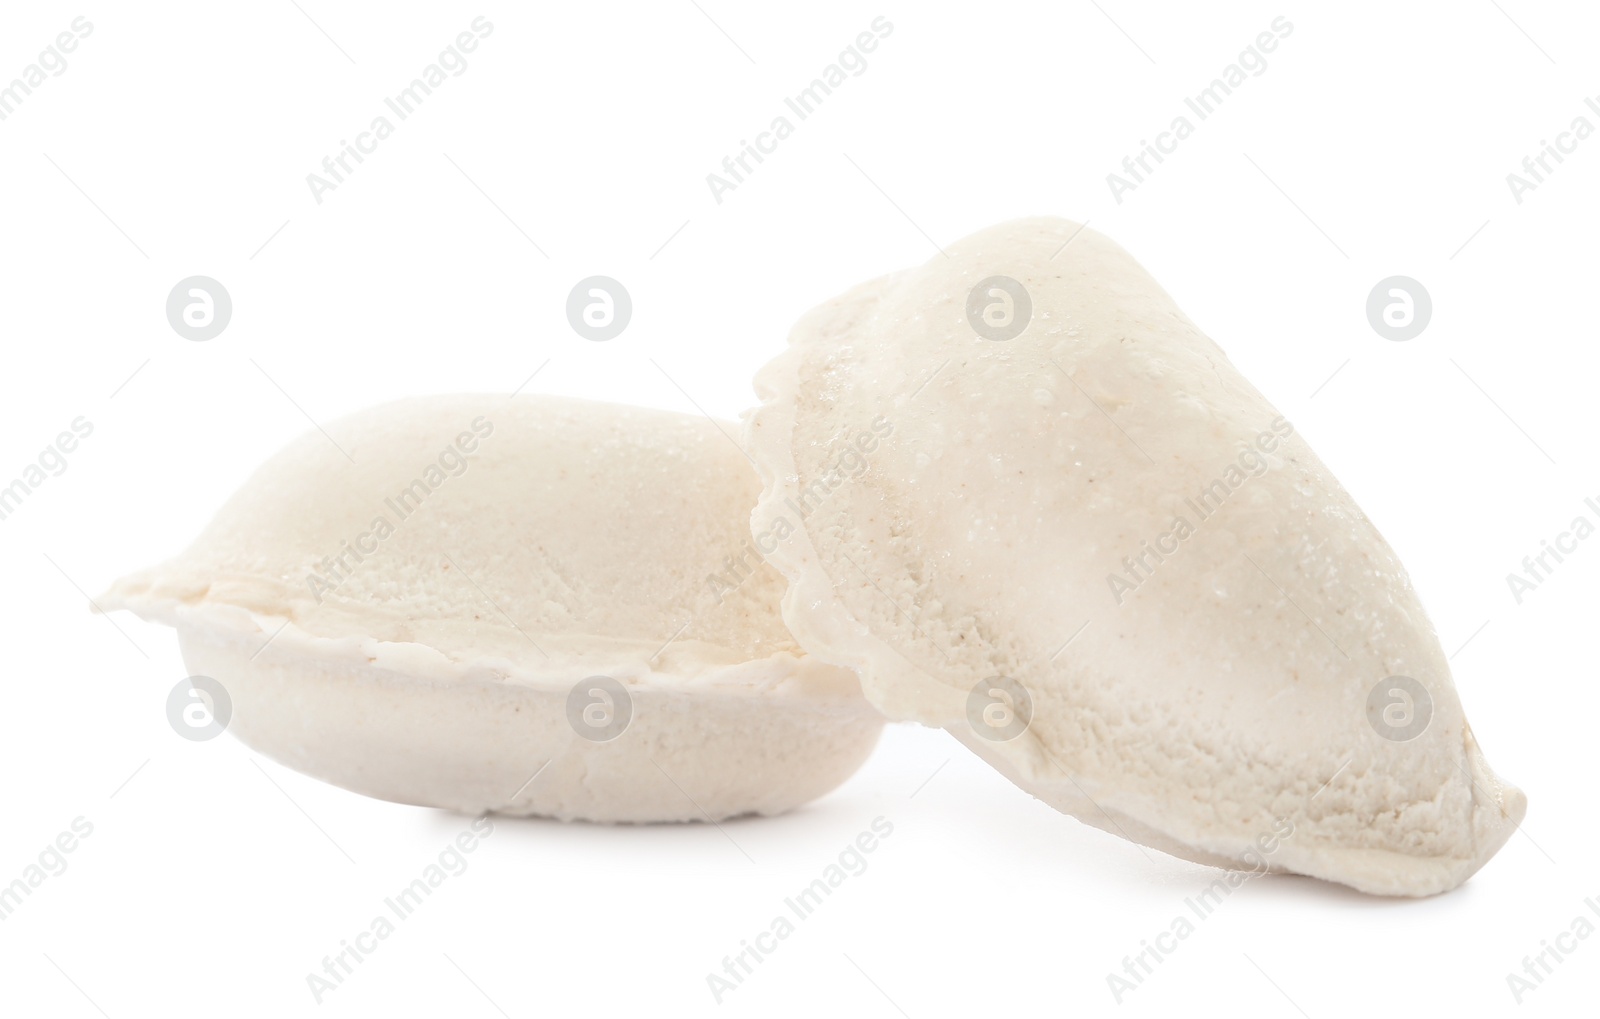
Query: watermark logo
xmin=305 ymin=417 xmax=494 ymax=603
xmin=1505 ymin=896 xmax=1600 ymax=1004
xmin=705 ymin=17 xmax=894 ymax=205
xmin=709 ymin=416 xmax=894 ymax=606
xmin=705 ymin=816 xmax=895 ymax=1003
xmin=1506 ymin=95 xmax=1599 ymax=205
xmin=0 ymin=817 xmax=94 ymax=922
xmin=0 ymin=17 xmax=93 ymax=123
xmin=1107 ymin=418 xmax=1294 ymax=605
xmin=1365 ymin=675 xmax=1432 ymax=742
xmin=305 ymin=18 xmax=494 ymax=204
xmin=566 ymin=276 xmax=631 ymax=341
xmin=1365 ymin=276 xmax=1430 ymax=341
xmin=1506 ymin=495 xmax=1599 ymax=604
xmin=166 ymin=675 xmax=231 ymax=742
xmin=166 ymin=276 xmax=232 ymax=341
xmin=966 ymin=276 xmax=1032 ymax=341
xmin=1107 ymin=17 xmax=1293 ymax=204
xmin=0 ymin=417 xmax=93 ymax=524
xmin=566 ymin=675 xmax=632 ymax=742
xmin=966 ymin=676 xmax=1032 ymax=742
xmin=1106 ymin=816 xmax=1295 ymax=1002
xmin=305 ymin=817 xmax=494 ymax=1003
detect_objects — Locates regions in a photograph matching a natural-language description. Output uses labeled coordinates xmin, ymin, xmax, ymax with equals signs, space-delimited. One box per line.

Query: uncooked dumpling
xmin=745 ymin=217 xmax=1524 ymax=895
xmin=102 ymin=394 xmax=882 ymax=822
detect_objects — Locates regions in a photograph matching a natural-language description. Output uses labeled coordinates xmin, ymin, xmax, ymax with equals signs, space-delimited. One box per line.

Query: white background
xmin=1 ymin=1 xmax=1595 ymax=1016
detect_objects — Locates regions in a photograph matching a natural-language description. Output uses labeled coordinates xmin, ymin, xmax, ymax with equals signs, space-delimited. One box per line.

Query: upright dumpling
xmin=102 ymin=394 xmax=883 ymax=822
xmin=745 ymin=217 xmax=1524 ymax=895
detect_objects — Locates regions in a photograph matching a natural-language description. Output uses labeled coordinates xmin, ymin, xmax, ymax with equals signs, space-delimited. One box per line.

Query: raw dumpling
xmin=102 ymin=394 xmax=883 ymax=822
xmin=745 ymin=217 xmax=1524 ymax=895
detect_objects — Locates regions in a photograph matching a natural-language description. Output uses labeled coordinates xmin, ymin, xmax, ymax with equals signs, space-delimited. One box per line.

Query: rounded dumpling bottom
xmin=179 ymin=626 xmax=884 ymax=823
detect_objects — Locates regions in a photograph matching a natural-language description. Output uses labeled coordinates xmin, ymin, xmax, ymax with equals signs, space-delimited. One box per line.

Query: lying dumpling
xmin=101 ymin=394 xmax=883 ymax=822
xmin=745 ymin=217 xmax=1524 ymax=895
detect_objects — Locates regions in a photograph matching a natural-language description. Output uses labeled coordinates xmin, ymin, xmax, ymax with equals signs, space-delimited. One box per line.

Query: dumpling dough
xmin=745 ymin=217 xmax=1524 ymax=895
xmin=102 ymin=394 xmax=882 ymax=822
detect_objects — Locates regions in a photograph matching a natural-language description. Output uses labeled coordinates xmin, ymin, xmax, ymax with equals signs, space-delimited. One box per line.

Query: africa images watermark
xmin=305 ymin=816 xmax=494 ymax=1004
xmin=0 ymin=16 xmax=93 ymax=123
xmin=705 ymin=16 xmax=894 ymax=204
xmin=704 ymin=416 xmax=893 ymax=604
xmin=305 ymin=416 xmax=494 ymax=602
xmin=1107 ymin=16 xmax=1294 ymax=204
xmin=1505 ymin=894 xmax=1600 ymax=1005
xmin=1106 ymin=417 xmax=1295 ymax=605
xmin=0 ymin=417 xmax=94 ymax=524
xmin=705 ymin=815 xmax=895 ymax=1004
xmin=1106 ymin=816 xmax=1296 ymax=1003
xmin=1505 ymin=91 xmax=1600 ymax=205
xmin=0 ymin=817 xmax=94 ymax=922
xmin=306 ymin=17 xmax=494 ymax=204
xmin=1504 ymin=491 xmax=1600 ymax=604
